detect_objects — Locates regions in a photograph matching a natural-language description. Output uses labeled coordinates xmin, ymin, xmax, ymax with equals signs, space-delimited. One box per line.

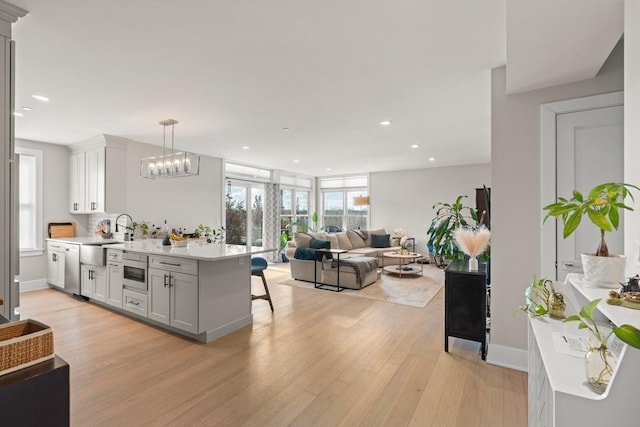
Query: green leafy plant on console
xmin=543 ymin=182 xmax=639 ymax=256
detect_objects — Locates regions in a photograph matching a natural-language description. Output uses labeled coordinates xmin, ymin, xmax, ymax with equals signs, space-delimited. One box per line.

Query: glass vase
xmin=468 ymin=256 xmax=478 ymax=271
xmin=584 ymin=344 xmax=614 ymax=394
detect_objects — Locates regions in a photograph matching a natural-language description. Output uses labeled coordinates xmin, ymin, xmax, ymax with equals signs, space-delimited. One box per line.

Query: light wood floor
xmin=19 ymin=265 xmax=527 ymax=426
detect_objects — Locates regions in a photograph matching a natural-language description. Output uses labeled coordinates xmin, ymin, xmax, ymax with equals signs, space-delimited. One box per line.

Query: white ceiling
xmin=8 ymin=0 xmax=622 ymax=177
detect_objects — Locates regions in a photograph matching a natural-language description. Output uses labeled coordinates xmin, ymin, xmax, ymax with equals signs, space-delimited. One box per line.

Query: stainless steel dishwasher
xmin=64 ymin=244 xmax=81 ymax=295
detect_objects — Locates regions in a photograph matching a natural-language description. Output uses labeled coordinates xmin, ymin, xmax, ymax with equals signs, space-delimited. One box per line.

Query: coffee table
xmin=382 ymin=251 xmax=423 ymax=278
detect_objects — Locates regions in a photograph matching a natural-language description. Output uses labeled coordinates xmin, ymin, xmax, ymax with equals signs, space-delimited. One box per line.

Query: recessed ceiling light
xmin=32 ymin=94 xmax=50 ymax=102
xmin=326 ymin=168 xmax=332 ymax=171
xmin=428 ymin=157 xmax=436 ymax=161
xmin=293 ymin=159 xmax=299 ymax=163
xmin=282 ymin=127 xmax=290 ymax=131
xmin=411 ymin=144 xmax=419 ymax=149
xmin=242 ymin=146 xmax=250 ymax=150
xmin=13 ymin=111 xmax=23 ymax=117
xmin=22 ymin=107 xmax=33 ymax=111
xmin=379 ymin=120 xmax=391 ymax=126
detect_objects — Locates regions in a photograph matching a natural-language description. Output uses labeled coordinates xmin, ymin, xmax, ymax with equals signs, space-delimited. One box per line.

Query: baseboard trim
xmin=19 ymin=279 xmax=48 ymax=292
xmin=486 ymin=344 xmax=528 ymax=372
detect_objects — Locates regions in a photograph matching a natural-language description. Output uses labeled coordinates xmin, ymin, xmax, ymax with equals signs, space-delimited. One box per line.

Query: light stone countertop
xmin=102 ymin=238 xmax=276 ymax=261
xmin=46 ymin=237 xmax=123 ymax=245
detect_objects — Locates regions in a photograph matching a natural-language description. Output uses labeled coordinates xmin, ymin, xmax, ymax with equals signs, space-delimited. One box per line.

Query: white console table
xmin=528 ymin=275 xmax=640 ymax=427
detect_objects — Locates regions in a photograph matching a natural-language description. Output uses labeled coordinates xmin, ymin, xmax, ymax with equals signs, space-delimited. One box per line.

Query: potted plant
xmin=566 ymin=299 xmax=640 ymax=394
xmin=427 ymin=195 xmax=480 ymax=268
xmin=543 ymin=182 xmax=639 ymax=286
xmin=195 ymin=224 xmax=225 ymax=243
xmin=126 ymin=221 xmax=149 ymax=239
xmin=279 ymin=230 xmax=290 ymax=262
xmin=288 ymin=212 xmax=319 ymax=233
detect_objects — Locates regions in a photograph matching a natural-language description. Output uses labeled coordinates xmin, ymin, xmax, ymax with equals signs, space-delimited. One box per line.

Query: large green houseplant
xmin=543 ymin=182 xmax=639 ymax=285
xmin=427 ymin=195 xmax=480 ymax=267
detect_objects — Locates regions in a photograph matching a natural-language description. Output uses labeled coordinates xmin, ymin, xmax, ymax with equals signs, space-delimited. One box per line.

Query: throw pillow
xmin=346 ymin=229 xmax=366 ymax=249
xmin=326 ymin=234 xmax=339 ymax=250
xmin=310 ymin=237 xmax=333 ymax=260
xmin=293 ymin=247 xmax=316 ymax=260
xmin=370 ymin=233 xmax=391 ymax=248
xmin=335 ymin=231 xmax=353 ymax=250
xmin=367 ymin=228 xmax=386 ymax=246
xmin=294 ymin=232 xmax=312 ymax=249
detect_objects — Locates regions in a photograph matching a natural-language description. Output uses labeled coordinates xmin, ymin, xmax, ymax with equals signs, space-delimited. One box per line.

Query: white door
xmin=555 ymin=105 xmax=623 ymax=281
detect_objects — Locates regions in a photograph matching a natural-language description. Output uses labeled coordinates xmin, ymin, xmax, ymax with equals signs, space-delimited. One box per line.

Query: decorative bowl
xmin=170 ymin=238 xmax=188 ymax=247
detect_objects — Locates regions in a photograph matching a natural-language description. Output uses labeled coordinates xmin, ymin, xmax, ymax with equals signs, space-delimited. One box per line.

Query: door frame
xmin=540 ymin=91 xmax=623 ymax=280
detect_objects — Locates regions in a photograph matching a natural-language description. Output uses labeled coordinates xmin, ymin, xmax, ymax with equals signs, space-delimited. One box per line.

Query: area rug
xmin=277 ymin=264 xmax=444 ymax=308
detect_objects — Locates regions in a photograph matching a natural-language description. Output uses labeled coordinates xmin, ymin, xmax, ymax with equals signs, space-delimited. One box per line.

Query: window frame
xmin=16 ymin=147 xmax=44 ymax=257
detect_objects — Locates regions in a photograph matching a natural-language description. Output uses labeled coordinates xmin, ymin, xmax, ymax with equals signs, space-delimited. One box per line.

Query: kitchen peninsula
xmin=68 ymin=238 xmax=272 ymax=343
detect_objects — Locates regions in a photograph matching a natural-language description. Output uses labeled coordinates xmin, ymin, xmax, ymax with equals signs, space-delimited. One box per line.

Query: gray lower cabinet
xmin=47 ymin=245 xmax=65 ymax=289
xmin=81 ymin=265 xmax=107 ymax=302
xmin=148 ymin=265 xmax=198 ymax=334
xmin=106 ymin=261 xmax=123 ymax=308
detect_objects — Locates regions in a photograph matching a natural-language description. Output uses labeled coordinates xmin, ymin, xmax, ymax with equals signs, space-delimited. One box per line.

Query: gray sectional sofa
xmin=285 ymin=228 xmax=402 ymax=289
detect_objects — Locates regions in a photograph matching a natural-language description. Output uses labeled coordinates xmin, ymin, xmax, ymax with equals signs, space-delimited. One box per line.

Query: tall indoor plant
xmin=427 ymin=195 xmax=479 ymax=267
xmin=543 ymin=182 xmax=639 ymax=284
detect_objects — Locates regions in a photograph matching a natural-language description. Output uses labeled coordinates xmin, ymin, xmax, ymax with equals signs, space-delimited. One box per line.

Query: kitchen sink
xmin=80 ymin=244 xmax=106 ymax=266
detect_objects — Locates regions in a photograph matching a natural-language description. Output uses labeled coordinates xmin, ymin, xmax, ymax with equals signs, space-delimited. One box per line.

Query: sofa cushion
xmin=310 ymin=238 xmax=333 ymax=260
xmin=293 ymin=247 xmax=316 ymax=260
xmin=326 ymin=233 xmax=338 ymax=250
xmin=347 ymin=247 xmax=379 ymax=257
xmin=371 ymin=233 xmax=391 ymax=248
xmin=346 ymin=230 xmax=366 ymax=249
xmin=294 ymin=232 xmax=313 ymax=249
xmin=335 ymin=232 xmax=352 ymax=250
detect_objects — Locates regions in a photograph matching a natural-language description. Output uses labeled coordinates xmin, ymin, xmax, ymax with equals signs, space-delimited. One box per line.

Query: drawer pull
xmin=159 ymin=261 xmax=181 ymax=267
xmin=129 ymin=300 xmax=140 ymax=306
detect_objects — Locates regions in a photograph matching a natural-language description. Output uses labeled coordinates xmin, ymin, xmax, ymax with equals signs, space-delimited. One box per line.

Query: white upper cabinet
xmin=69 ymin=151 xmax=85 ymax=213
xmin=69 ymin=135 xmax=127 ymax=214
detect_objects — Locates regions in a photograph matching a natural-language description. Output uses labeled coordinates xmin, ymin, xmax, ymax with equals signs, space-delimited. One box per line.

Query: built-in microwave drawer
xmin=122 ymin=289 xmax=148 ymax=318
xmin=149 ymin=255 xmax=198 ymax=275
xmin=106 ymin=249 xmax=123 ymax=263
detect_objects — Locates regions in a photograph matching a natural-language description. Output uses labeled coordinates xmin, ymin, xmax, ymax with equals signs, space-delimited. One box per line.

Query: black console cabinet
xmin=444 ymin=259 xmax=488 ymax=360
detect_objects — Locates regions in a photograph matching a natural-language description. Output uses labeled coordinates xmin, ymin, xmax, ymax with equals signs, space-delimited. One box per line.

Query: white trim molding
xmin=486 ymin=344 xmax=528 ymax=372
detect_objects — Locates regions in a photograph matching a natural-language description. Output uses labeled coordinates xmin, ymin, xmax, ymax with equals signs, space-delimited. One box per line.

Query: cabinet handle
xmin=91 ymin=202 xmax=96 ymax=211
xmin=163 ymin=274 xmax=168 ymax=287
xmin=52 ymin=253 xmax=57 ymax=262
xmin=169 ymin=274 xmax=175 ymax=288
xmin=130 ymin=300 xmax=140 ymax=306
xmin=159 ymin=261 xmax=181 ymax=267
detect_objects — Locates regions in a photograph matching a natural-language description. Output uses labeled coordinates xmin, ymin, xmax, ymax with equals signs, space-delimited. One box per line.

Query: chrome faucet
xmin=115 ymin=213 xmax=132 ymax=232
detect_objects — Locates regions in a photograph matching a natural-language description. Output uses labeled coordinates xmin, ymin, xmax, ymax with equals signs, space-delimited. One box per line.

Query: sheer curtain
xmin=264 ymin=183 xmax=281 ymax=262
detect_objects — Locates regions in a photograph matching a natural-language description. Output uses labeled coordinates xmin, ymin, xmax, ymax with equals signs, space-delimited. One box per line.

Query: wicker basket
xmin=0 ymin=319 xmax=54 ymax=376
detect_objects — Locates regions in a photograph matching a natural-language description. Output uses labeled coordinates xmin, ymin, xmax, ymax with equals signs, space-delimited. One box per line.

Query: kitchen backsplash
xmin=87 ymin=213 xmax=167 ymax=240
xmin=87 ymin=213 xmax=124 ymax=239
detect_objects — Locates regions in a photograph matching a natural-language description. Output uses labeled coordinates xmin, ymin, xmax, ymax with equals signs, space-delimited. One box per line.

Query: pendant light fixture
xmin=140 ymin=119 xmax=200 ymax=179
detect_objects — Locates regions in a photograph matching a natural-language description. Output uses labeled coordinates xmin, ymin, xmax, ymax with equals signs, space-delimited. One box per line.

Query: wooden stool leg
xmin=251 ymin=271 xmax=274 ymax=312
xmin=260 ymin=272 xmax=274 ymax=312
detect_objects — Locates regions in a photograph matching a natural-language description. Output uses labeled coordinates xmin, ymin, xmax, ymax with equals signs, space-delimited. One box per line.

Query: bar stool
xmin=251 ymin=257 xmax=274 ymax=312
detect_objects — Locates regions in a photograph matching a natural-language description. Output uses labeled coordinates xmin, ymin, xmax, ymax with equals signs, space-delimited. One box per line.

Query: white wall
xmin=625 ymin=0 xmax=640 ymax=274
xmin=15 ymin=138 xmax=87 ymax=284
xmin=371 ymin=163 xmax=491 ymax=253
xmin=121 ymin=140 xmax=225 ymax=236
xmin=490 ymin=39 xmax=623 ymax=368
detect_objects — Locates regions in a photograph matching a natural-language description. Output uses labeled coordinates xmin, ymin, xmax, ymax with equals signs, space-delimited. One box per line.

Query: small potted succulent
xmin=543 ymin=182 xmax=639 ymax=286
